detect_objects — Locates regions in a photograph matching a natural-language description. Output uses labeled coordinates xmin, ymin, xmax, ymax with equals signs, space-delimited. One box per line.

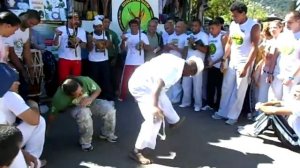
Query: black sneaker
xmin=82 ymin=145 xmax=94 ymax=152
xmin=169 ymin=116 xmax=186 ymax=129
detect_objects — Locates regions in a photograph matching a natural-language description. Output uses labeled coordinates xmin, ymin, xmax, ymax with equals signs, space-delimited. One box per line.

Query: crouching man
xmin=49 ymin=76 xmax=117 ymax=151
xmin=128 ymin=53 xmax=204 ymax=164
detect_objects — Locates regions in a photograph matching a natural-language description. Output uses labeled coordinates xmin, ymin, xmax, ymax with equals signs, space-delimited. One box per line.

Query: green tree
xmin=205 ymin=0 xmax=267 ymax=23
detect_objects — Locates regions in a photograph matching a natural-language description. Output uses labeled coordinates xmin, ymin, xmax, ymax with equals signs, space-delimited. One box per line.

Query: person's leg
xmin=226 ymin=69 xmax=250 ymax=123
xmin=69 ymin=107 xmax=94 ymax=151
xmin=119 ymin=65 xmax=137 ymax=100
xmin=213 ymin=66 xmax=236 ymax=118
xmin=215 ymin=68 xmax=224 ymax=110
xmin=268 ymin=75 xmax=283 ymax=101
xmin=180 ymin=76 xmax=192 ymax=107
xmin=17 ymin=116 xmax=46 ymax=158
xmin=131 ymin=101 xmax=162 ymax=164
xmin=206 ymin=68 xmax=215 ymax=108
xmin=90 ymin=99 xmax=117 ymax=141
xmin=170 ymin=80 xmax=183 ymax=104
xmin=238 ymin=113 xmax=271 ymax=136
xmin=159 ymin=92 xmax=180 ymax=124
xmin=71 ymin=60 xmax=82 ymax=76
xmin=98 ymin=61 xmax=114 ymax=100
xmin=88 ymin=61 xmax=101 ymax=85
xmin=271 ymin=115 xmax=299 ymax=147
xmin=193 ymin=70 xmax=203 ymax=111
xmin=257 ymin=72 xmax=270 ymax=103
xmin=58 ymin=58 xmax=72 ymax=84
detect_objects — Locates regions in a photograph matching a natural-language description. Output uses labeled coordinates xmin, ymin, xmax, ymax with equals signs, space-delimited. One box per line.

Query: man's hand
xmin=259 ymin=106 xmax=277 ymax=115
xmin=22 ymin=150 xmax=38 ymax=168
xmin=152 ymin=106 xmax=164 ymax=123
xmin=283 ymin=78 xmax=294 ymax=86
xmin=266 ymin=74 xmax=274 ymax=84
xmin=238 ymin=66 xmax=248 ymax=78
xmin=55 ymin=29 xmax=62 ymax=36
xmin=121 ymin=34 xmax=128 ymax=41
xmin=79 ymin=97 xmax=93 ymax=107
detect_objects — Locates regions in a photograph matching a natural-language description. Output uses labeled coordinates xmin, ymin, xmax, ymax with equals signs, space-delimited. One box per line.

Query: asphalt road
xmin=43 ymin=97 xmax=300 ymax=168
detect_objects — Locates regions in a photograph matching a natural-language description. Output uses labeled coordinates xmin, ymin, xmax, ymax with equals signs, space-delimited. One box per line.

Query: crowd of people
xmin=1 ymin=1 xmax=300 ymax=167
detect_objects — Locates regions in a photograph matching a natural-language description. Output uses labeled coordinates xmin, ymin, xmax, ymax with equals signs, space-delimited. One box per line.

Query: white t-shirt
xmin=167 ymin=33 xmax=187 ymax=58
xmin=209 ymin=32 xmax=224 ymax=68
xmin=229 ymin=19 xmax=257 ymax=66
xmin=162 ymin=31 xmax=174 ymax=45
xmin=0 ymin=91 xmax=30 ymax=125
xmin=124 ymin=32 xmax=149 ymax=65
xmin=274 ymin=31 xmax=300 ymax=78
xmin=129 ymin=54 xmax=186 ymax=95
xmin=185 ymin=31 xmax=208 ymax=60
xmin=4 ymin=28 xmax=30 ymax=59
xmin=55 ymin=26 xmax=87 ymax=60
xmin=88 ymin=32 xmax=109 ymax=62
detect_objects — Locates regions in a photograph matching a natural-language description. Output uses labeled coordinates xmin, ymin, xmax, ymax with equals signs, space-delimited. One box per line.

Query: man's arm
xmin=259 ymin=105 xmax=292 ymax=116
xmin=8 ymin=47 xmax=25 ymax=73
xmin=240 ymin=24 xmax=260 ymax=77
xmin=151 ymin=79 xmax=165 ymax=120
xmin=18 ymin=101 xmax=40 ymax=126
xmin=23 ymin=40 xmax=33 ymax=67
xmin=222 ymin=36 xmax=232 ymax=60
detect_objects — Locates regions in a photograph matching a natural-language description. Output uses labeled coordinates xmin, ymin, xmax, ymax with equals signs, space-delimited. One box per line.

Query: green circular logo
xmin=209 ymin=43 xmax=217 ymax=55
xmin=232 ymin=34 xmax=244 ymax=45
xmin=118 ymin=0 xmax=154 ymax=31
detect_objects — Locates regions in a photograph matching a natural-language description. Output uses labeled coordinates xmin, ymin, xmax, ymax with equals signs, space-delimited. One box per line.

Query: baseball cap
xmin=0 ymin=63 xmax=19 ymax=97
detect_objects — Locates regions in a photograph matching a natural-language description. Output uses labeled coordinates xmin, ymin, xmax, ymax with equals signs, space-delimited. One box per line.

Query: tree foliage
xmin=204 ymin=0 xmax=268 ymax=23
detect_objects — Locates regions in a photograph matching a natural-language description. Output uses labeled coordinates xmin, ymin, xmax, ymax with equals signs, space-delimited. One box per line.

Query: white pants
xmin=181 ymin=71 xmax=203 ymax=108
xmin=257 ymin=72 xmax=270 ymax=103
xmin=217 ymin=65 xmax=250 ymax=120
xmin=17 ymin=116 xmax=46 ymax=158
xmin=166 ymin=80 xmax=182 ymax=103
xmin=134 ymin=92 xmax=180 ymax=150
xmin=268 ymin=75 xmax=283 ymax=101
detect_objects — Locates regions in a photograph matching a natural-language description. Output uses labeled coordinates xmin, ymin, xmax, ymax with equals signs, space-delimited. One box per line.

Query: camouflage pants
xmin=69 ymin=99 xmax=116 ymax=145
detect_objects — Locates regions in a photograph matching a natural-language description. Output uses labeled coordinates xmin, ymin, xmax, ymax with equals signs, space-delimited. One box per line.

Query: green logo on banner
xmin=118 ymin=0 xmax=154 ymax=31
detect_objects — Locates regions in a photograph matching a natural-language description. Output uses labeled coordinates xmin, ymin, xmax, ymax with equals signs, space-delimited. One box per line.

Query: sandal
xmin=129 ymin=151 xmax=153 ymax=165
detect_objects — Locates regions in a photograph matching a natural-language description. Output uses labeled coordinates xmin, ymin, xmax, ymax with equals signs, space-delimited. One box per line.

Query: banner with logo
xmin=111 ymin=0 xmax=158 ymax=35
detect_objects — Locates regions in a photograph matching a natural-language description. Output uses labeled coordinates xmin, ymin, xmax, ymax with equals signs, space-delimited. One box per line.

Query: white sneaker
xmin=238 ymin=127 xmax=257 ymax=137
xmin=225 ymin=119 xmax=237 ymax=125
xmin=212 ymin=113 xmax=223 ymax=120
xmin=179 ymin=104 xmax=189 ymax=108
xmin=194 ymin=106 xmax=201 ymax=112
xmin=201 ymin=105 xmax=213 ymax=111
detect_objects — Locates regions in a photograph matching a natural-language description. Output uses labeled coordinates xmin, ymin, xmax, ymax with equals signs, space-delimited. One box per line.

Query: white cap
xmin=93 ymin=15 xmax=103 ymax=26
xmin=187 ymin=55 xmax=204 ymax=75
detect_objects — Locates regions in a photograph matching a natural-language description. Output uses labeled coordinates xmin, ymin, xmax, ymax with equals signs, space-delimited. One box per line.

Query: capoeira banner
xmin=111 ymin=0 xmax=159 ymax=35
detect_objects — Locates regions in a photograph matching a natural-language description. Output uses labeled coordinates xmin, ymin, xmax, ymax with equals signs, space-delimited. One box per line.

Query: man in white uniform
xmin=180 ymin=19 xmax=208 ymax=111
xmin=212 ymin=1 xmax=260 ymax=125
xmin=0 ymin=63 xmax=46 ymax=168
xmin=128 ymin=53 xmax=204 ymax=164
xmin=164 ymin=21 xmax=188 ymax=103
xmin=4 ymin=10 xmax=41 ymax=99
